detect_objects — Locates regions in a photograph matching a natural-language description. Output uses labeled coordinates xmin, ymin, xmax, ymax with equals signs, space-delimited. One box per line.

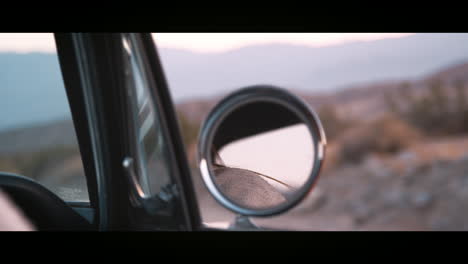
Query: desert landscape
xmin=2 ymin=33 xmax=468 ymax=230
xmin=1 ymin=60 xmax=468 ymax=230
xmin=177 ymin=61 xmax=468 ymax=230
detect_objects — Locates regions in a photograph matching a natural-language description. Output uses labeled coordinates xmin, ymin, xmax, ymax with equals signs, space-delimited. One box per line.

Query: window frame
xmin=54 ymin=34 xmax=101 ymax=226
xmin=55 ymin=33 xmax=203 ymax=230
xmin=139 ymin=33 xmax=203 ymax=230
xmin=118 ymin=33 xmax=203 ymax=230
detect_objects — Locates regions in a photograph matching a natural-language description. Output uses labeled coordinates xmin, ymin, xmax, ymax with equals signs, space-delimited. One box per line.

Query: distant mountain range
xmin=0 ymin=53 xmax=71 ymax=132
xmin=159 ymin=33 xmax=468 ymax=101
xmin=177 ymin=60 xmax=468 ymax=125
xmin=3 ymin=56 xmax=468 ymax=155
xmin=2 ymin=33 xmax=468 ymax=133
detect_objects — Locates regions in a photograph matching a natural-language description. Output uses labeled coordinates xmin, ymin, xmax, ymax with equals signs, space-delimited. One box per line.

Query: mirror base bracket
xmin=228 ymin=215 xmax=262 ymax=231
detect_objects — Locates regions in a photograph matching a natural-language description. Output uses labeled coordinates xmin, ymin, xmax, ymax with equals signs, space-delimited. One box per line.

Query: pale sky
xmin=0 ymin=33 xmax=415 ymax=54
xmin=153 ymin=33 xmax=415 ymax=53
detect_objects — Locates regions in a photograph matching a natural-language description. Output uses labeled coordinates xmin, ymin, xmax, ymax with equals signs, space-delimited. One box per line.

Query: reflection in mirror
xmin=218 ymin=124 xmax=313 ymax=195
xmin=209 ymin=101 xmax=315 ymax=210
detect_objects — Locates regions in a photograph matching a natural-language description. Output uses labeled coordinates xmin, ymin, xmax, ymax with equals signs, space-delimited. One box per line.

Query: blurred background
xmin=1 ymin=33 xmax=468 ymax=230
xmin=155 ymin=33 xmax=468 ymax=230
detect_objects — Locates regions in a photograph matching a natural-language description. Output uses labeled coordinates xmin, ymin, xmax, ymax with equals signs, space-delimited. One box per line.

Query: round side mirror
xmin=198 ymin=85 xmax=327 ymax=217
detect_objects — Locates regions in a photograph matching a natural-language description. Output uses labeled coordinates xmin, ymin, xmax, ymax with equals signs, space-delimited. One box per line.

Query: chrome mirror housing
xmin=197 ymin=85 xmax=327 ymax=217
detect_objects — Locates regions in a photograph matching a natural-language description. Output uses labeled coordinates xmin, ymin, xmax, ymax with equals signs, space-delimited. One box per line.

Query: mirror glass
xmin=208 ymin=101 xmax=316 ymax=210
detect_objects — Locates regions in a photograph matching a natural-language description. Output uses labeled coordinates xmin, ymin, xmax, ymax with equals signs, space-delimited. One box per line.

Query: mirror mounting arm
xmin=122 ymin=157 xmax=176 ymax=215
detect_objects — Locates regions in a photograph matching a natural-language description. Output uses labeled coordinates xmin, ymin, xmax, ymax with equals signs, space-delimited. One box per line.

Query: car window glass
xmin=0 ymin=33 xmax=88 ymax=202
xmin=122 ymin=33 xmax=172 ymax=197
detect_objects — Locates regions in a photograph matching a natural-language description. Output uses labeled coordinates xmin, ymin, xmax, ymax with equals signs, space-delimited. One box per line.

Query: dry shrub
xmin=320 ymin=142 xmax=341 ymax=173
xmin=318 ymin=104 xmax=352 ymax=141
xmin=337 ymin=114 xmax=421 ymax=165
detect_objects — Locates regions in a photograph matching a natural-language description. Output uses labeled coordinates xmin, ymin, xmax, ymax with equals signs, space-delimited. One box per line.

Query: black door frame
xmin=55 ymin=34 xmax=100 ymax=227
xmin=139 ymin=33 xmax=202 ymax=230
xmin=56 ymin=33 xmax=202 ymax=231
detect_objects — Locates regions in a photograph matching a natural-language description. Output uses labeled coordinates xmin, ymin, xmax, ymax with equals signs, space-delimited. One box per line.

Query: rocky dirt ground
xmin=192 ymin=136 xmax=468 ymax=231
